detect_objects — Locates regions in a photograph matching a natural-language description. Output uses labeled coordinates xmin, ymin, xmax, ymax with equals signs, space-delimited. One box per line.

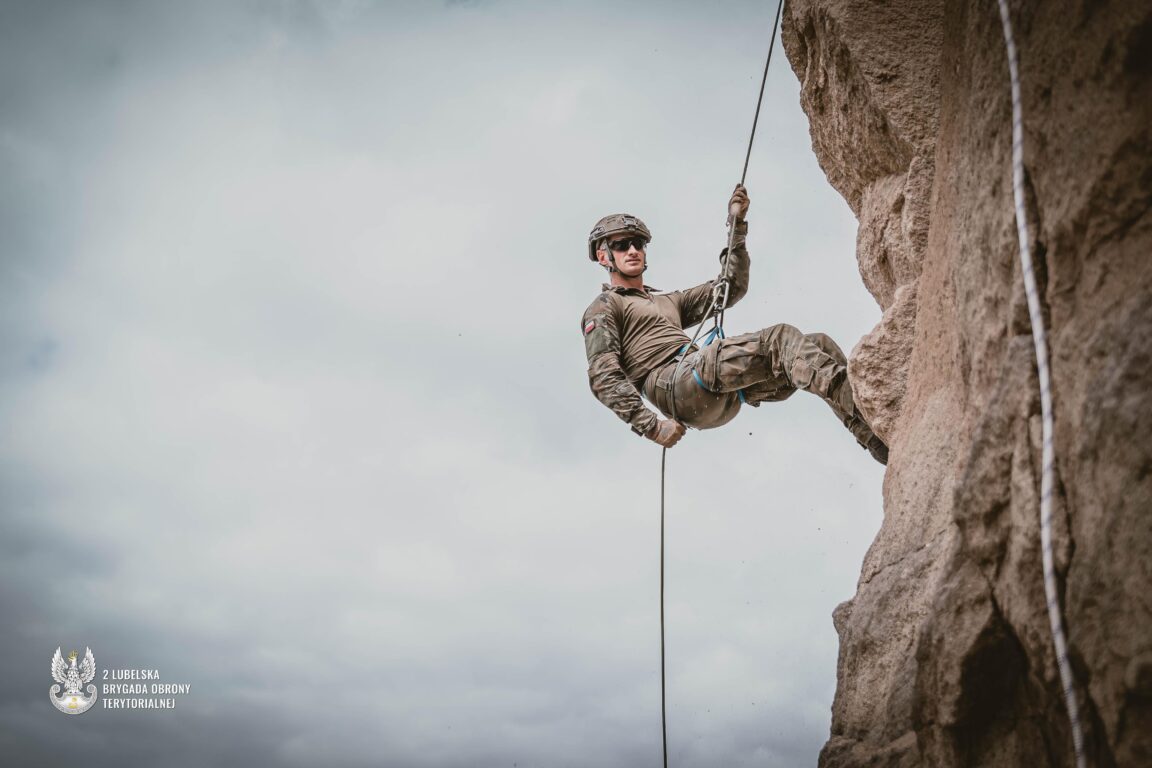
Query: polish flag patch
xmin=583 ymin=319 xmax=596 ymax=335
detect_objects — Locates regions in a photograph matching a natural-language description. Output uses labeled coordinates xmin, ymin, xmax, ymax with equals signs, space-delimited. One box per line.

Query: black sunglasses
xmin=608 ymin=236 xmax=648 ymax=252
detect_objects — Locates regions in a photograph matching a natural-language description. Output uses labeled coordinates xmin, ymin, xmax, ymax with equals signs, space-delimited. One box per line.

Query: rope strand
xmin=659 ymin=3 xmax=784 ymax=764
xmin=995 ymin=2 xmax=1085 ymax=766
xmin=660 ymin=447 xmax=668 ymax=768
xmin=740 ymin=0 xmax=785 ymax=186
xmin=723 ymin=0 xmax=783 ymax=327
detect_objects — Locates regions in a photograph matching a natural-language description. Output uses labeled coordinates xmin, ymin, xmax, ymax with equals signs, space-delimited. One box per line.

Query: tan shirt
xmin=580 ymin=222 xmax=749 ymax=437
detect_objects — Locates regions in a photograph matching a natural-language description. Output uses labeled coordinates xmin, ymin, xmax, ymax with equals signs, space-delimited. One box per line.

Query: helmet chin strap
xmin=625 ymin=252 xmax=649 ymax=274
xmin=600 ymin=239 xmax=649 ymax=275
xmin=602 ymin=256 xmax=649 ymax=275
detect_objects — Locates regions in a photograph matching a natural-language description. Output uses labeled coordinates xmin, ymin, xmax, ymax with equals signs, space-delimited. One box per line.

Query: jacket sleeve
xmin=673 ymin=219 xmax=750 ymax=329
xmin=582 ymin=298 xmax=659 ymax=438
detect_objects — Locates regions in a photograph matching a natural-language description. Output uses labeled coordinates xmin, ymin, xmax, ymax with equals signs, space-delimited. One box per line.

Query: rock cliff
xmin=781 ymin=1 xmax=1152 ymax=765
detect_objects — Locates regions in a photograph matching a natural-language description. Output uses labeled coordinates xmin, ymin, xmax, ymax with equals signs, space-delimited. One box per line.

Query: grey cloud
xmin=1 ymin=1 xmax=879 ymax=766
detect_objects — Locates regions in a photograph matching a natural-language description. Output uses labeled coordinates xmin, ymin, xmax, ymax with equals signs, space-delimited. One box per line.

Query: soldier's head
xmin=587 ymin=213 xmax=652 ymax=275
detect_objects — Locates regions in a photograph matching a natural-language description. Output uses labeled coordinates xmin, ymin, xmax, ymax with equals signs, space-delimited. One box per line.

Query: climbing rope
xmin=659 ymin=447 xmax=669 ymax=768
xmin=994 ymin=2 xmax=1086 ymax=766
xmin=658 ymin=1 xmax=784 ymax=765
xmin=720 ymin=0 xmax=785 ymax=330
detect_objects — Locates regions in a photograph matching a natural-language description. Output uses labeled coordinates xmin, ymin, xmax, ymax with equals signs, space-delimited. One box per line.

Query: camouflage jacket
xmin=580 ymin=221 xmax=749 ymax=438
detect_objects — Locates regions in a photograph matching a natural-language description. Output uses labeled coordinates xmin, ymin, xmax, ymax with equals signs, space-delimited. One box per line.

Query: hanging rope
xmin=740 ymin=0 xmax=785 ymax=187
xmin=658 ymin=2 xmax=784 ymax=765
xmin=994 ymin=2 xmax=1085 ymax=766
xmin=659 ymin=446 xmax=669 ymax=768
xmin=721 ymin=0 xmax=785 ymax=330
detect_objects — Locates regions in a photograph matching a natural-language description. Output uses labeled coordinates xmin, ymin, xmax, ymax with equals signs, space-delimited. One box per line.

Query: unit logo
xmin=50 ymin=647 xmax=98 ymax=714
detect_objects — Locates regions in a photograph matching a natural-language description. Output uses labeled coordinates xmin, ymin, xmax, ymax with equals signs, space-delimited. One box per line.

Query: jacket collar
xmin=602 ymin=283 xmax=661 ymax=295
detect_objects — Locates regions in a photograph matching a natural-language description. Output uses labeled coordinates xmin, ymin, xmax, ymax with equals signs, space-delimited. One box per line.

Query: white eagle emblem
xmin=50 ymin=647 xmax=98 ymax=714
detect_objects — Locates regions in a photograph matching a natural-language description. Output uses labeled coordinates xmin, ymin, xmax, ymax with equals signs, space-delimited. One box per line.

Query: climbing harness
xmin=662 ymin=329 xmax=749 ymax=409
xmin=658 ymin=0 xmax=784 ymax=765
xmin=995 ymin=2 xmax=1086 ymax=766
xmin=690 ymin=331 xmax=748 ymax=405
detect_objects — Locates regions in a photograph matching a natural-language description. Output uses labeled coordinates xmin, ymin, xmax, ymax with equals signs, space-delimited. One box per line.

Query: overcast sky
xmin=0 ymin=1 xmax=884 ymax=766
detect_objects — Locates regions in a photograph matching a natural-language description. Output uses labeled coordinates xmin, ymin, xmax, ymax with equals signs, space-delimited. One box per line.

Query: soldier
xmin=580 ymin=185 xmax=888 ymax=464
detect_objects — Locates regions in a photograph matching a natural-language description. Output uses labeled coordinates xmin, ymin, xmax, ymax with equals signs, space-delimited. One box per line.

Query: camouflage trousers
xmin=642 ymin=324 xmax=872 ymax=443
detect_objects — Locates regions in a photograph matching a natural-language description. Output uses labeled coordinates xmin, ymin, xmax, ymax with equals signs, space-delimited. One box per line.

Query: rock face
xmin=782 ymin=1 xmax=1152 ymax=766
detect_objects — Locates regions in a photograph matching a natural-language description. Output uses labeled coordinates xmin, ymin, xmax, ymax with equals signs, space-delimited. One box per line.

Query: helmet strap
xmin=599 ymin=242 xmax=650 ymax=274
xmin=599 ymin=242 xmax=618 ymax=273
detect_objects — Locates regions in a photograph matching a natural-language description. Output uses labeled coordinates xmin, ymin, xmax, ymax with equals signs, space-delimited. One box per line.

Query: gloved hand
xmin=727 ymin=184 xmax=750 ymax=224
xmin=650 ymin=418 xmax=686 ymax=449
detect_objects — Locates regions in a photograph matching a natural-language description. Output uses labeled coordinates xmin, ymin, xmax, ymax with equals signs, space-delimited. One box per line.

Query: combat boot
xmin=863 ymin=433 xmax=889 ymax=465
xmin=827 ymin=373 xmax=887 ymax=466
xmin=843 ymin=412 xmax=888 ymax=466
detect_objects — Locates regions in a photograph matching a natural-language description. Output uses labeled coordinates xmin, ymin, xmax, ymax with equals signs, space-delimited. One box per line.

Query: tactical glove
xmin=650 ymin=418 xmax=686 ymax=449
xmin=728 ymin=184 xmax=750 ymax=223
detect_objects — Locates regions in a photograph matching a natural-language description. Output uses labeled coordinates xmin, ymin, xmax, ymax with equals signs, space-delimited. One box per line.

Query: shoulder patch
xmin=582 ymin=311 xmax=616 ymax=359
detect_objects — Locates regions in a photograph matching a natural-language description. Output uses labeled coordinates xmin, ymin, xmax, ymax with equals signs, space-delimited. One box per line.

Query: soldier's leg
xmin=805 ymin=332 xmax=846 ymax=365
xmin=698 ymin=324 xmax=851 ymax=408
xmin=643 ymin=352 xmax=742 ymax=430
xmin=697 ymin=325 xmax=887 ymax=462
xmin=799 ymin=332 xmax=884 ymax=452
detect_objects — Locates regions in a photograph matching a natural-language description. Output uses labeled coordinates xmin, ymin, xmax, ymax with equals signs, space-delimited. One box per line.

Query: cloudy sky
xmin=0 ymin=1 xmax=884 ymax=765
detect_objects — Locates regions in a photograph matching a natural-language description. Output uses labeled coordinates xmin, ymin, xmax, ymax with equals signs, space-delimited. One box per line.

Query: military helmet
xmin=587 ymin=213 xmax=652 ymax=261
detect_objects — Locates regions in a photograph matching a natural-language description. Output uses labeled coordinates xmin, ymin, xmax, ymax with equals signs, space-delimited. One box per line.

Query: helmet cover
xmin=587 ymin=213 xmax=652 ymax=261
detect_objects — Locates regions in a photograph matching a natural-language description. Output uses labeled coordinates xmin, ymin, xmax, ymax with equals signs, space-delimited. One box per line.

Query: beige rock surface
xmin=783 ymin=1 xmax=1152 ymax=765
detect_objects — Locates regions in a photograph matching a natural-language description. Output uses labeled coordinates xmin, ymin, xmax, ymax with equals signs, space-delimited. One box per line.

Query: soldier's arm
xmin=582 ymin=303 xmax=659 ymax=439
xmin=675 ymin=219 xmax=750 ymax=328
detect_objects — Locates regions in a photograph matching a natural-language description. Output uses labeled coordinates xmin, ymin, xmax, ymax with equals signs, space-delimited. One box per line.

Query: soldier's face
xmin=599 ymin=235 xmax=647 ymax=276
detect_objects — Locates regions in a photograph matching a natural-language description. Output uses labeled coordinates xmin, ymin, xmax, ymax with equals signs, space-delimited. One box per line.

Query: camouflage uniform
xmin=581 ymin=221 xmax=878 ymax=448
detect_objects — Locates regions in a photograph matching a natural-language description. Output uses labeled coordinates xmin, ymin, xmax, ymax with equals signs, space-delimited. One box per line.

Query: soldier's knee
xmin=805 ymin=332 xmax=847 ymax=365
xmin=760 ymin=323 xmax=803 ymax=347
xmin=775 ymin=323 xmax=802 ymax=338
xmin=804 ymin=331 xmax=833 ymax=348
